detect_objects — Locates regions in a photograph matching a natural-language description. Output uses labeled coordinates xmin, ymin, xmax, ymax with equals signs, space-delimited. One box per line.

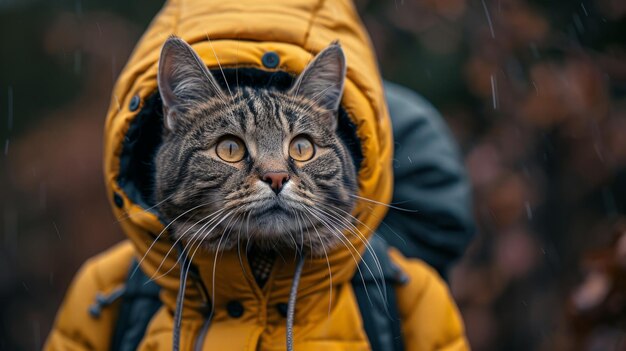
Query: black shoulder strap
xmin=352 ymin=235 xmax=406 ymax=351
xmin=111 ymin=260 xmax=163 ymax=351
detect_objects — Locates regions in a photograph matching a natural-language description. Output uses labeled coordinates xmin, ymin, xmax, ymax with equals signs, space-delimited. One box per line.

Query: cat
xmin=153 ymin=37 xmax=358 ymax=257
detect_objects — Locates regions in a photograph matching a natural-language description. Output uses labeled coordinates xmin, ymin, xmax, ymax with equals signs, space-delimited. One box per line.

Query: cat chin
xmin=242 ymin=218 xmax=348 ymax=257
xmin=190 ymin=236 xmax=343 ymax=257
xmin=182 ymin=234 xmax=344 ymax=258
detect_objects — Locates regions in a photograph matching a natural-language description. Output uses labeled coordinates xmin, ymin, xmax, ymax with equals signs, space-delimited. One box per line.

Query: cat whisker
xmin=306 ymin=206 xmax=390 ymax=315
xmin=318 ymin=202 xmax=393 ymax=262
xmin=309 ymin=194 xmax=383 ymax=242
xmin=302 ymin=207 xmax=375 ymax=312
xmin=236 ymin=211 xmax=251 ymax=277
xmin=150 ymin=209 xmax=228 ymax=282
xmin=162 ymin=208 xmax=235 ymax=308
xmin=349 ymin=194 xmax=419 ymax=213
xmin=289 ymin=98 xmax=327 ymax=123
xmin=304 ymin=207 xmax=370 ymax=276
xmin=173 ymin=212 xmax=232 ymax=329
xmin=291 ymin=49 xmax=317 ymax=98
xmin=300 ymin=209 xmax=334 ymax=315
xmin=182 ymin=209 xmax=237 ymax=282
xmin=204 ymin=32 xmax=234 ymax=103
xmin=312 ymin=201 xmax=388 ymax=287
xmin=315 ymin=188 xmax=418 ymax=213
xmin=293 ymin=210 xmax=314 ymax=261
xmin=307 ymin=83 xmax=340 ymax=110
xmin=284 ymin=208 xmax=301 ymax=252
xmin=245 ymin=211 xmax=253 ymax=255
xmin=294 ymin=211 xmax=306 ymax=254
xmin=132 ymin=200 xmax=223 ymax=280
xmin=317 ymin=190 xmax=409 ymax=245
xmin=235 ymin=40 xmax=240 ymax=90
xmin=305 ymin=206 xmax=386 ymax=317
xmin=208 ymin=211 xmax=239 ymax=320
xmin=313 ymin=204 xmax=382 ymax=275
xmin=114 ymin=192 xmax=176 ymax=224
xmin=160 ymin=208 xmax=226 ymax=266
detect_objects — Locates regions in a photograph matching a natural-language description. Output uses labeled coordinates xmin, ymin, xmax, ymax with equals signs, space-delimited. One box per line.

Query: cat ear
xmin=290 ymin=41 xmax=347 ymax=113
xmin=157 ymin=36 xmax=225 ymax=131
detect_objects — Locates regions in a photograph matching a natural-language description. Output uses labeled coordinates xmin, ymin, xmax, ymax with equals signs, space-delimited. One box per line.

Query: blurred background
xmin=1 ymin=0 xmax=626 ymax=350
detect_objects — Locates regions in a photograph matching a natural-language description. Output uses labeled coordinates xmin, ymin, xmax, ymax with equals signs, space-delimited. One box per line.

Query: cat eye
xmin=289 ymin=135 xmax=315 ymax=162
xmin=216 ymin=137 xmax=246 ymax=162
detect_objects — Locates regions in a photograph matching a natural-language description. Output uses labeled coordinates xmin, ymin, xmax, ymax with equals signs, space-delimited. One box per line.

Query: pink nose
xmin=262 ymin=172 xmax=289 ymax=194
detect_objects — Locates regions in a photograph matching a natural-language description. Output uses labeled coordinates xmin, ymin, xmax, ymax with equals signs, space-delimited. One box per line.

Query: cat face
xmin=154 ymin=37 xmax=358 ymax=255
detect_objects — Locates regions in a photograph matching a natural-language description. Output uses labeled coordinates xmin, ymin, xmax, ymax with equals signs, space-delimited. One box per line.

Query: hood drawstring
xmin=172 ymin=242 xmax=212 ymax=351
xmin=173 ymin=243 xmax=193 ymax=351
xmin=286 ymin=253 xmax=305 ymax=351
xmin=172 ymin=247 xmax=305 ymax=351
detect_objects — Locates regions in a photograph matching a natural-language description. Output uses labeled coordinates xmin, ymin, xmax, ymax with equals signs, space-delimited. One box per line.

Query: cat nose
xmin=262 ymin=172 xmax=289 ymax=194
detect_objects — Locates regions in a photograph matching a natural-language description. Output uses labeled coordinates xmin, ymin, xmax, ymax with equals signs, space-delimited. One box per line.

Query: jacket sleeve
xmin=390 ymin=249 xmax=469 ymax=351
xmin=379 ymin=81 xmax=475 ymax=277
xmin=45 ymin=241 xmax=135 ymax=351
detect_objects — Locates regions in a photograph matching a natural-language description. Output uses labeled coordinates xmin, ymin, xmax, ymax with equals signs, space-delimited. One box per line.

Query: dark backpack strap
xmin=110 ymin=259 xmax=163 ymax=351
xmin=352 ymin=235 xmax=406 ymax=351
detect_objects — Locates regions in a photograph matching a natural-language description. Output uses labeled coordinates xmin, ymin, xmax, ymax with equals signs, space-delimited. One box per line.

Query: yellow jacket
xmin=45 ymin=0 xmax=468 ymax=350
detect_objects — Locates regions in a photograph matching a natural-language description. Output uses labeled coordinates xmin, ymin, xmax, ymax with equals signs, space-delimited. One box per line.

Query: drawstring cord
xmin=173 ymin=243 xmax=190 ymax=351
xmin=172 ymin=242 xmax=213 ymax=351
xmin=286 ymin=253 xmax=305 ymax=351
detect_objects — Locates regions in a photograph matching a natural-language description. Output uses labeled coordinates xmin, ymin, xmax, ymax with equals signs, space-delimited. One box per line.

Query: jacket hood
xmin=103 ymin=0 xmax=393 ymax=318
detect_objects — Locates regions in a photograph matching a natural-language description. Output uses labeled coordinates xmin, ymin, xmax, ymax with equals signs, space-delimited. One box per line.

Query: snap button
xmin=226 ymin=300 xmax=244 ymax=318
xmin=129 ymin=95 xmax=141 ymax=111
xmin=113 ymin=192 xmax=124 ymax=208
xmin=276 ymin=303 xmax=288 ymax=318
xmin=261 ymin=51 xmax=280 ymax=69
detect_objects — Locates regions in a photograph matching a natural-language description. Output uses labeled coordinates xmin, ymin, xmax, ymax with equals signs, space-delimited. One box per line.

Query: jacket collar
xmin=119 ymin=206 xmax=369 ymax=316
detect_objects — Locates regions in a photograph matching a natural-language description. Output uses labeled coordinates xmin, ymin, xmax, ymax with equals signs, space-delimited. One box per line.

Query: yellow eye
xmin=289 ymin=135 xmax=315 ymax=162
xmin=216 ymin=137 xmax=246 ymax=162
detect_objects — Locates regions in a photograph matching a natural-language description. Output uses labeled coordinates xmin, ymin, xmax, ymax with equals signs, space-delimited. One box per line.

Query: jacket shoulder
xmin=45 ymin=241 xmax=136 ymax=351
xmin=389 ymin=248 xmax=469 ymax=351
